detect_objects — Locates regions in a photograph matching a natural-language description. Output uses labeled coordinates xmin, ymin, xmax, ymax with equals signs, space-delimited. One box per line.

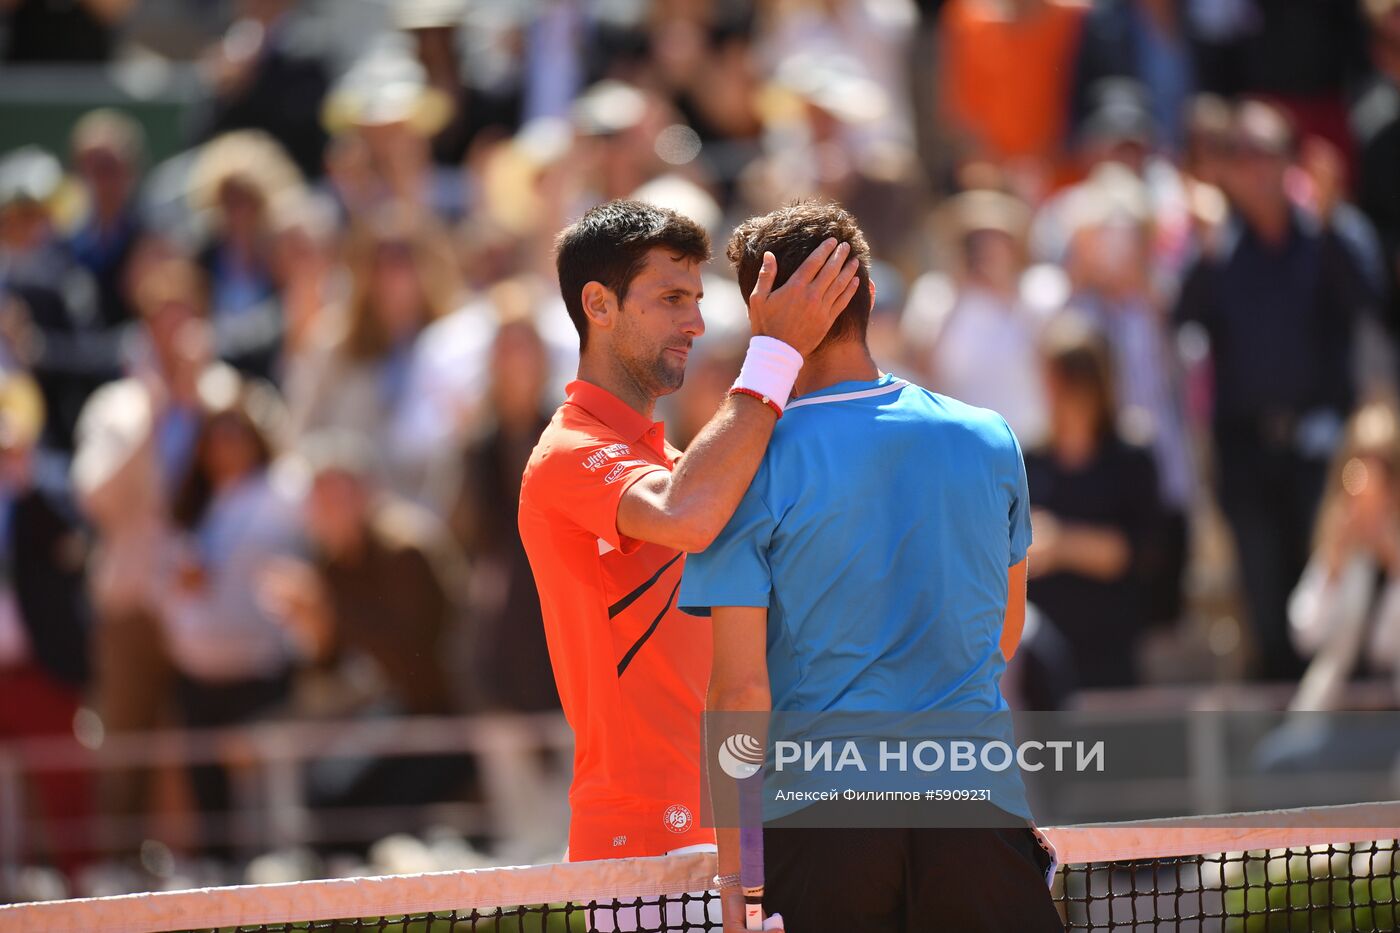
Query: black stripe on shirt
xmin=607 ymin=551 xmax=682 ymax=619
xmin=616 ymin=578 xmax=681 ymax=677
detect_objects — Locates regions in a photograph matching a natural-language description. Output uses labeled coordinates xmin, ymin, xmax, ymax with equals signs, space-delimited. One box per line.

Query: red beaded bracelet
xmin=729 ymin=386 xmax=782 ymax=419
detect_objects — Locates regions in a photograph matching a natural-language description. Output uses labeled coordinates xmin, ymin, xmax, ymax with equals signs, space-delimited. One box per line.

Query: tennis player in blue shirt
xmin=680 ymin=200 xmax=1062 ymax=932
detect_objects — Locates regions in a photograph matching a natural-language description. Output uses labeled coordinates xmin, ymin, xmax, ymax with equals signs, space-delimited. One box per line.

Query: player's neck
xmin=576 ymin=353 xmax=657 ymax=421
xmin=793 ymin=341 xmax=879 ymax=398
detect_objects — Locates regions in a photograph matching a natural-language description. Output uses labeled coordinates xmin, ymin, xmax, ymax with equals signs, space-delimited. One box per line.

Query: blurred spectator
xmin=1288 ymin=140 xmax=1388 ymax=347
xmin=901 ymin=189 xmax=1059 ymax=446
xmin=65 ymin=109 xmax=146 ymax=331
xmin=1032 ymin=81 xmax=1195 ymax=289
xmin=1252 ymin=403 xmax=1400 ymax=776
xmin=70 ymin=254 xmax=208 ymax=847
xmin=747 ymin=55 xmax=925 ymax=257
xmin=194 ymin=0 xmax=331 ymax=179
xmin=285 ymin=203 xmax=461 ymax=499
xmin=266 ymin=192 xmax=344 ymax=375
xmin=1183 ymin=93 xmax=1235 ymax=190
xmin=1354 ymin=0 xmax=1400 ymax=339
xmin=321 ymin=43 xmax=461 ymax=223
xmin=1175 ymin=100 xmax=1380 ymax=680
xmin=937 ymin=0 xmax=1087 ymax=194
xmin=448 ymin=307 xmax=557 ymax=714
xmin=190 ymin=131 xmax=305 ymax=383
xmin=1288 ymin=400 xmax=1400 ymax=711
xmin=1025 ymin=316 xmax=1166 ymax=689
xmin=263 ymin=430 xmax=474 ymax=822
xmin=1179 ymin=94 xmax=1234 ymax=259
xmin=0 ymin=146 xmax=119 ymax=451
xmin=392 ymin=0 xmax=522 ymax=166
xmin=265 ymin=430 xmax=461 ymax=717
xmin=388 ymin=286 xmax=513 ymax=505
xmin=1069 ymin=0 xmax=1194 ymax=155
xmin=166 ymin=372 xmax=300 ymax=855
xmin=570 ymin=80 xmax=676 ymax=206
xmin=1062 ymin=164 xmax=1193 ymax=623
xmin=756 ymin=0 xmax=917 ymax=148
xmin=1186 ymin=0 xmax=1369 ymax=159
xmin=0 ymin=0 xmax=133 ymax=62
xmin=0 ymin=371 xmax=95 ymax=878
xmin=645 ymin=0 xmax=763 ymax=155
xmin=467 ymin=118 xmax=589 ymax=291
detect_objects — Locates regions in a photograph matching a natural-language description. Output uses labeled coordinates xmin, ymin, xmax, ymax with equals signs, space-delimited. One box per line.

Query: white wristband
xmin=733 ymin=336 xmax=803 ymax=413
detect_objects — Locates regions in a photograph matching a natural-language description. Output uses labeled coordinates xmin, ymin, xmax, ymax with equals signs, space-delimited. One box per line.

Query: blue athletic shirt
xmin=679 ymin=373 xmax=1034 ymax=819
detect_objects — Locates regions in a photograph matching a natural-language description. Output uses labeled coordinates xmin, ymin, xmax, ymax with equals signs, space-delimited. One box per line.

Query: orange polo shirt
xmin=518 ymin=380 xmax=714 ymax=860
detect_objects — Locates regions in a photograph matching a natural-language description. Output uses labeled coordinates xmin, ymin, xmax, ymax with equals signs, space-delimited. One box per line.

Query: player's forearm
xmin=649 ymin=394 xmax=777 ymax=552
xmin=1000 ymin=559 xmax=1029 ymax=660
xmin=716 ymin=825 xmax=742 ymax=882
xmin=707 ymin=682 xmax=770 ymax=880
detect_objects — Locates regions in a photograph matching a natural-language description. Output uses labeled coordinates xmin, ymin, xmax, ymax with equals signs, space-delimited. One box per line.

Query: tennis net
xmin=1 ymin=803 xmax=1395 ymax=932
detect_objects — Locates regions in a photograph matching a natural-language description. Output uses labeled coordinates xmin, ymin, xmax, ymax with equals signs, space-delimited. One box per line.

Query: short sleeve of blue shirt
xmin=1005 ymin=418 xmax=1032 ymax=567
xmin=678 ymin=478 xmax=776 ymax=617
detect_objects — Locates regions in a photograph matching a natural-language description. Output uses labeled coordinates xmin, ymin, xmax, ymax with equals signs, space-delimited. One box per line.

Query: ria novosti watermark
xmin=770 ymin=738 xmax=1105 ymax=774
xmin=702 ymin=709 xmax=1400 ymax=829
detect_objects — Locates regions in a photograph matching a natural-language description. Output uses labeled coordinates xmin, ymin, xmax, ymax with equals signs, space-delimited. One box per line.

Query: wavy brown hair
xmin=341 ymin=204 xmax=461 ymax=361
xmin=727 ymin=198 xmax=873 ymax=348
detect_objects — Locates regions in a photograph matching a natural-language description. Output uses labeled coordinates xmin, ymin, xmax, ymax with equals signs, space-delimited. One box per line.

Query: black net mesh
xmin=8 ymin=834 xmax=1396 ymax=932
xmin=157 ymin=839 xmax=1400 ymax=932
xmin=1055 ymin=840 xmax=1399 ymax=932
xmin=168 ymin=890 xmax=722 ymax=933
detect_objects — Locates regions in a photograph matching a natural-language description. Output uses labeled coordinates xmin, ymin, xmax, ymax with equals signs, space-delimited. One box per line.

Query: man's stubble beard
xmin=615 ymin=309 xmax=687 ymax=399
xmin=620 ymin=345 xmax=686 ymax=399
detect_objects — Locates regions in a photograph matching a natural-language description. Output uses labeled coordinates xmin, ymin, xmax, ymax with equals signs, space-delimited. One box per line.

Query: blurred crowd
xmin=2 ymin=0 xmax=1400 ymax=888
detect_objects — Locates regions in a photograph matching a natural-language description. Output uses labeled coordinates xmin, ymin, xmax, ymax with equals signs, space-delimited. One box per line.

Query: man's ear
xmin=867 ymin=276 xmax=877 ymax=306
xmin=580 ymin=281 xmax=618 ymax=333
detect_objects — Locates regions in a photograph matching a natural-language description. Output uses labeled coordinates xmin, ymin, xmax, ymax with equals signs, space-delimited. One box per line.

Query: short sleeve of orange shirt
xmin=526 ymin=431 xmax=668 ymax=556
xmin=518 ymin=380 xmax=714 ymax=861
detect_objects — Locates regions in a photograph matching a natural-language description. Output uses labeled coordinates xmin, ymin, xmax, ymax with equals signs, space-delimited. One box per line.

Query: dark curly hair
xmin=727 ymin=199 xmax=873 ymax=348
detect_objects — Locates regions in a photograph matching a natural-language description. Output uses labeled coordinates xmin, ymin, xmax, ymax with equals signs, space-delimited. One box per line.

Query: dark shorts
xmin=763 ymin=802 xmax=1063 ymax=933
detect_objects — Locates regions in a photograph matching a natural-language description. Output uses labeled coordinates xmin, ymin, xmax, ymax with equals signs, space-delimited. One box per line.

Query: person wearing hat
xmin=1175 ymin=99 xmax=1380 ymax=682
xmin=900 ymin=188 xmax=1057 ymax=447
xmin=321 ymin=44 xmax=461 ymax=223
xmin=189 ymin=130 xmax=304 ymax=383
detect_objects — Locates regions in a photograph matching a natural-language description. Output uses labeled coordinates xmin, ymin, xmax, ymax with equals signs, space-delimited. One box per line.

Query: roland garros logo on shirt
xmin=663 ymin=804 xmax=693 ymax=834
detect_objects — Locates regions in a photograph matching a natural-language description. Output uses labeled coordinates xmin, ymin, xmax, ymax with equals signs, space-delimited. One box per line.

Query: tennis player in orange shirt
xmin=519 ymin=200 xmax=857 ymax=865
